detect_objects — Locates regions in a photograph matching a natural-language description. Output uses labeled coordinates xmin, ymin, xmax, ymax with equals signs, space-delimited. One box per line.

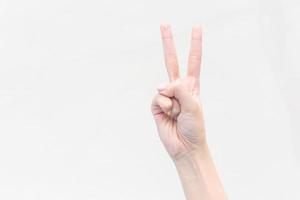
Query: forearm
xmin=154 ymin=24 xmax=227 ymax=200
xmin=173 ymin=142 xmax=228 ymax=200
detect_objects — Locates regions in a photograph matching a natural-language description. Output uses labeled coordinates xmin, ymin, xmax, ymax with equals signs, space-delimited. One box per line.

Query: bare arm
xmin=151 ymin=24 xmax=227 ymax=200
xmin=174 ymin=143 xmax=227 ymax=200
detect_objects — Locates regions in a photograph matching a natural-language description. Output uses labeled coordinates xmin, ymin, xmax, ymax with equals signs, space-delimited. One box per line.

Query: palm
xmin=151 ymin=25 xmax=206 ymax=159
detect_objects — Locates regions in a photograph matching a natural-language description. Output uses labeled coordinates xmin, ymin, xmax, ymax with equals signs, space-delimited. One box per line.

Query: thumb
xmin=158 ymin=80 xmax=200 ymax=114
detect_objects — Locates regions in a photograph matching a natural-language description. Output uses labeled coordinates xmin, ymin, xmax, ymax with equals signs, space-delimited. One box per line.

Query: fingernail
xmin=157 ymin=83 xmax=167 ymax=91
xmin=192 ymin=25 xmax=201 ymax=30
xmin=160 ymin=24 xmax=170 ymax=31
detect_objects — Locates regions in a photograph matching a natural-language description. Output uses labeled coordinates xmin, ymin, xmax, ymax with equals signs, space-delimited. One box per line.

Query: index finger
xmin=187 ymin=25 xmax=202 ymax=79
xmin=160 ymin=24 xmax=180 ymax=81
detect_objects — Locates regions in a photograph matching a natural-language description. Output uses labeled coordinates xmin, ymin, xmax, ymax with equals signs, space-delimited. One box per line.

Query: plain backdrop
xmin=0 ymin=0 xmax=300 ymax=199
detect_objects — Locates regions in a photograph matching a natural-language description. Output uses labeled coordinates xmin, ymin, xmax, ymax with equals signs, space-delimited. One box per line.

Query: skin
xmin=151 ymin=24 xmax=228 ymax=200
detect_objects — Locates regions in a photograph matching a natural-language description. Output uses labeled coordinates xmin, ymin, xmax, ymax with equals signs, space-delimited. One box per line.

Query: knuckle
xmin=189 ymin=54 xmax=201 ymax=62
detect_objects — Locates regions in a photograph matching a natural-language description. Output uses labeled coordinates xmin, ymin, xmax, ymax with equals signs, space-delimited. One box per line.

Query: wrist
xmin=172 ymin=141 xmax=210 ymax=165
xmin=172 ymin=141 xmax=228 ymax=200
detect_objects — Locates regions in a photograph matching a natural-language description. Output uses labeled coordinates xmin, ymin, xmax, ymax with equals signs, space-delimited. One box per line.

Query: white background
xmin=0 ymin=0 xmax=300 ymax=199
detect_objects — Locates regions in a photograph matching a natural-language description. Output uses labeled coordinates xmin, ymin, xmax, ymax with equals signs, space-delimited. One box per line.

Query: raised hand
xmin=151 ymin=24 xmax=206 ymax=160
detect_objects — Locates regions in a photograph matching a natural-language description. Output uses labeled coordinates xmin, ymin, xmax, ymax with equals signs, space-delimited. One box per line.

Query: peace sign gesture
xmin=151 ymin=25 xmax=206 ymax=159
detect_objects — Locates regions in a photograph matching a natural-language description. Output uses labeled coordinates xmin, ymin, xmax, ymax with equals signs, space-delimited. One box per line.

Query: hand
xmin=151 ymin=24 xmax=206 ymax=160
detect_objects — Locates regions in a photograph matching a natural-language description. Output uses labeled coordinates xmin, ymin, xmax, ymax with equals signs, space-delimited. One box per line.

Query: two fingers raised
xmin=154 ymin=25 xmax=202 ymax=117
xmin=160 ymin=24 xmax=202 ymax=81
